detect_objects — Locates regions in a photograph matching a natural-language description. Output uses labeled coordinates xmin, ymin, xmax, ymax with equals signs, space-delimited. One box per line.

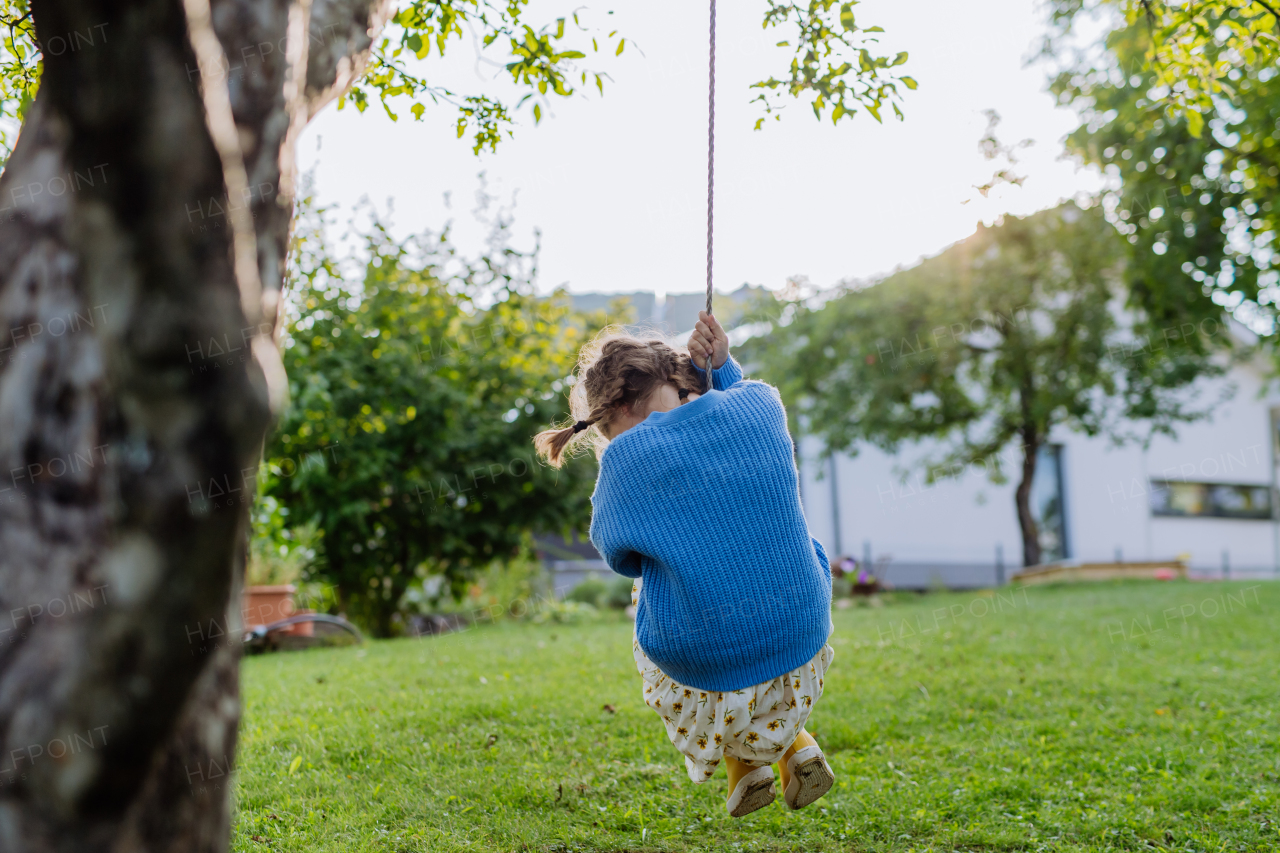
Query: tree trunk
xmin=1015 ymin=432 xmax=1042 ymax=568
xmin=0 ymin=0 xmax=390 ymax=848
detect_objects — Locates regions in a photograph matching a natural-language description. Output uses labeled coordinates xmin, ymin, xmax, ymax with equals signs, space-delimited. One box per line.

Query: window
xmin=1149 ymin=481 xmax=1273 ymax=520
xmin=1032 ymin=445 xmax=1069 ymax=561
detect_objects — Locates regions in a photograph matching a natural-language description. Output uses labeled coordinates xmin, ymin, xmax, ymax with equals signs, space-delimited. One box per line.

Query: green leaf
xmin=616 ymin=38 xmax=625 ymax=56
xmin=840 ymin=4 xmax=856 ymax=31
xmin=1186 ymin=109 xmax=1204 ymax=137
xmin=411 ymin=103 xmax=425 ymax=120
xmin=533 ymin=103 xmax=542 ymax=123
xmin=288 ymin=756 xmax=303 ymax=776
xmin=892 ymin=51 xmax=909 ymax=66
xmin=901 ymin=76 xmax=918 ymax=90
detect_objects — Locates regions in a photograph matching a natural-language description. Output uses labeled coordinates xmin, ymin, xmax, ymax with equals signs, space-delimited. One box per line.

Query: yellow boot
xmin=724 ymin=755 xmax=775 ymax=817
xmin=776 ymin=729 xmax=834 ymax=810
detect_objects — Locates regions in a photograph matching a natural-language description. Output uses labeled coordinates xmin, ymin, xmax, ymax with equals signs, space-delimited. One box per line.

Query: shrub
xmin=565 ymin=575 xmax=609 ymax=607
xmin=604 ymin=576 xmax=634 ymax=609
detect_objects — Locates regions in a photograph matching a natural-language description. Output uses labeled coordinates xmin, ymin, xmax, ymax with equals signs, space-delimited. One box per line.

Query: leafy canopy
xmin=1047 ymin=0 xmax=1280 ymax=135
xmin=0 ymin=0 xmax=37 ymax=153
xmin=1047 ymin=6 xmax=1280 ymax=336
xmin=0 ymin=0 xmax=913 ymax=158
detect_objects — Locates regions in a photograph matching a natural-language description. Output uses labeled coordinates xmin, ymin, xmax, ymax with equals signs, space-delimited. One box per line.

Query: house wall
xmin=798 ymin=362 xmax=1280 ymax=582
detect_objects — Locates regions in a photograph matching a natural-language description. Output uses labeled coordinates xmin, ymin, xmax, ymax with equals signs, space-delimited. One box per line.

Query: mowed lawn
xmin=231 ymin=581 xmax=1278 ymax=852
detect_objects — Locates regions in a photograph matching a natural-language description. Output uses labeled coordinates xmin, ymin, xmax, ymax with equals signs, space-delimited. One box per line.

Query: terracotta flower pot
xmin=285 ymin=608 xmax=315 ymax=637
xmin=242 ymin=584 xmax=298 ymax=629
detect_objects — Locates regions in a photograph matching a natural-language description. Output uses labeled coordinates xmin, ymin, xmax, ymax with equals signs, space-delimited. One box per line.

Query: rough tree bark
xmin=0 ymin=0 xmax=390 ymax=848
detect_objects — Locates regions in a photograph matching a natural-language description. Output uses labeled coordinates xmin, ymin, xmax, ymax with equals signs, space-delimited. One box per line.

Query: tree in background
xmin=267 ymin=200 xmax=596 ymax=635
xmin=1047 ymin=1 xmax=1279 ymax=127
xmin=1046 ymin=2 xmax=1280 ymax=341
xmin=748 ymin=203 xmax=1222 ymax=567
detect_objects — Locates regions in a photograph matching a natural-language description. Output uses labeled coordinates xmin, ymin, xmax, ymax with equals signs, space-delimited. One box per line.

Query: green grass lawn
xmin=231 ymin=581 xmax=1278 ymax=852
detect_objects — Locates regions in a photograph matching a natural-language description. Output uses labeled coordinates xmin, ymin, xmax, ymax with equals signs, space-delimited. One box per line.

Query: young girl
xmin=534 ymin=312 xmax=835 ymax=818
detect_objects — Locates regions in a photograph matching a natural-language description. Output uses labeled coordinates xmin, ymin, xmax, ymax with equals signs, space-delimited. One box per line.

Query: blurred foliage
xmin=0 ymin=1 xmax=914 ymax=161
xmin=751 ymin=1 xmax=915 ymax=128
xmin=1047 ymin=7 xmax=1280 ymax=340
xmin=564 ymin=573 xmax=636 ymax=611
xmin=401 ymin=555 xmax=546 ymax=618
xmin=246 ymin=492 xmax=320 ymax=587
xmin=602 ymin=574 xmax=633 ymax=609
xmin=266 ymin=195 xmax=600 ymax=635
xmin=359 ymin=0 xmax=915 ymax=149
xmin=746 ymin=203 xmax=1224 ymax=567
xmin=1047 ymin=1 xmax=1279 ymax=130
xmin=563 ymin=574 xmax=608 ymax=606
xmin=0 ymin=0 xmax=37 ymax=160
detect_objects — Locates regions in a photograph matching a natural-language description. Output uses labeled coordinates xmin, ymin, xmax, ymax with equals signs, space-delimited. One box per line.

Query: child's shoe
xmin=781 ymin=741 xmax=835 ymax=810
xmin=725 ymin=763 xmax=776 ymax=817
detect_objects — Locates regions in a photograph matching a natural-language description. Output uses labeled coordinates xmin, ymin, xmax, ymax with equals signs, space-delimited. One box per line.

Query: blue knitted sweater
xmin=588 ymin=356 xmax=832 ymax=692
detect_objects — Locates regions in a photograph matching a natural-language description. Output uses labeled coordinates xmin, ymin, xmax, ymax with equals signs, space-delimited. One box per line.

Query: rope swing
xmin=704 ymin=0 xmax=717 ymax=392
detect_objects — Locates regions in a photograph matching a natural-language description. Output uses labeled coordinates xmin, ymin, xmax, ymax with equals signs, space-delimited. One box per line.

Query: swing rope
xmin=704 ymin=0 xmax=717 ymax=390
xmin=705 ymin=0 xmax=716 ymax=317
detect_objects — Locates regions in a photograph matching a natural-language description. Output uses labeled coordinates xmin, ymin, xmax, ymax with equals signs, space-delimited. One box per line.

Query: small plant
xmin=247 ymin=495 xmax=318 ymax=587
xmin=852 ymin=568 xmax=882 ymax=596
xmin=531 ymin=599 xmax=600 ymax=624
xmin=603 ymin=576 xmax=634 ymax=610
xmin=565 ymin=575 xmax=609 ymax=607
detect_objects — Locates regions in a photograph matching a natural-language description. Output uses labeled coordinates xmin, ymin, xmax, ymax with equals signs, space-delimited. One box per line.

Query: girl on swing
xmin=534 ymin=311 xmax=835 ymax=817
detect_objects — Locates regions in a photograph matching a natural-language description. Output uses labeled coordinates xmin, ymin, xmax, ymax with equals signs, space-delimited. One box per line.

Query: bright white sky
xmin=298 ymin=0 xmax=1105 ymax=300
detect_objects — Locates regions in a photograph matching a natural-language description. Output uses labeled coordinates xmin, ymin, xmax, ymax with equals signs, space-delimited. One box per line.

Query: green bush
xmin=531 ymin=599 xmax=599 ymax=624
xmin=604 ymin=576 xmax=634 ymax=609
xmin=565 ymin=575 xmax=609 ymax=607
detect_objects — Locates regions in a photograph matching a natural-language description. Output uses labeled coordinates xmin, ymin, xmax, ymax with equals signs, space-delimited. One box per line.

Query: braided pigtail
xmin=533 ymin=345 xmax=628 ymax=468
xmin=532 ymin=420 xmax=593 ymax=468
xmin=533 ymin=327 xmax=701 ymax=468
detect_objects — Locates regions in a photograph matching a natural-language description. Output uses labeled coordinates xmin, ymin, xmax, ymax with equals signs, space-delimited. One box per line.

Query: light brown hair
xmin=533 ymin=328 xmax=703 ymax=468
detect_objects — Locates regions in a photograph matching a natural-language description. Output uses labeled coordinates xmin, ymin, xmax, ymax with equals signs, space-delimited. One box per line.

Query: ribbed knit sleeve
xmin=811 ymin=537 xmax=832 ymax=582
xmin=586 ymin=373 xmax=832 ymax=692
xmin=588 ymin=480 xmax=642 ymax=579
xmin=691 ymin=355 xmax=744 ymax=391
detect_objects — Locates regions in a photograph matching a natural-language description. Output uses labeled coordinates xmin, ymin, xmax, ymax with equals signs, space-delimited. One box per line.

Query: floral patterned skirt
xmin=630 ymin=579 xmax=834 ymax=783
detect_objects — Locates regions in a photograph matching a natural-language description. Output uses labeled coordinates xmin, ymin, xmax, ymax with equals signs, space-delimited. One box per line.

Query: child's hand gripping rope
xmin=688 ymin=310 xmax=729 ymax=373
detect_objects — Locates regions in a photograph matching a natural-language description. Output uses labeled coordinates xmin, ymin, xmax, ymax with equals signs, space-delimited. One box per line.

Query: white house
xmin=797 ymin=354 xmax=1280 ymax=587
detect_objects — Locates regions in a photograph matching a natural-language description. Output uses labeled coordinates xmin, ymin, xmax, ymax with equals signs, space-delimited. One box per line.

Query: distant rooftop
xmin=568 ymin=284 xmax=769 ymax=336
